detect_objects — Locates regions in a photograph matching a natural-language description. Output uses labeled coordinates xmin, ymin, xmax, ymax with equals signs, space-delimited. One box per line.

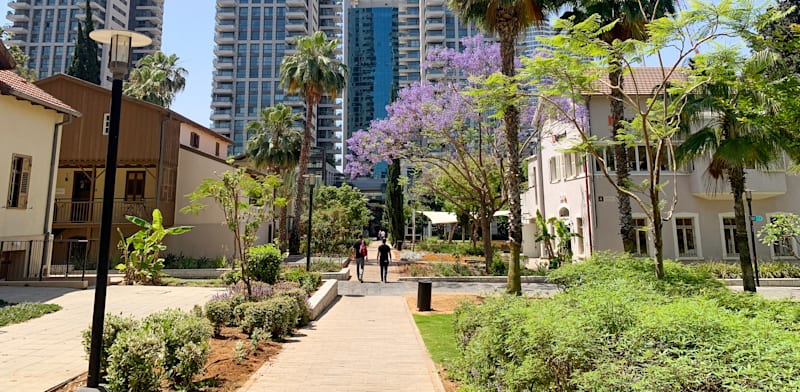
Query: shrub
xmin=220 ymin=269 xmax=242 ymax=286
xmin=141 ymin=309 xmax=212 ymax=388
xmin=430 ymin=262 xmax=473 ymax=277
xmin=309 ymin=258 xmax=344 ymax=272
xmin=405 ymin=263 xmax=433 ymax=277
xmin=236 ymin=296 xmax=299 ymax=339
xmin=277 ymin=287 xmax=311 ymax=327
xmin=105 ymin=328 xmax=164 ymax=392
xmin=211 ymin=281 xmax=273 ymax=302
xmin=693 ymin=261 xmax=800 ymax=279
xmin=82 ymin=314 xmax=139 ymax=375
xmin=205 ymin=299 xmax=233 ymax=336
xmin=163 ymin=253 xmax=225 ymax=269
xmin=452 ymin=254 xmax=800 ymax=392
xmin=248 ymin=244 xmax=284 ymax=284
xmin=281 ymin=268 xmax=321 ymax=294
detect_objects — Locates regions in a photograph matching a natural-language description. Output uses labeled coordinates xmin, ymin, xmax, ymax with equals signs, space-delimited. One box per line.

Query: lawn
xmin=413 ymin=313 xmax=458 ymax=366
xmin=0 ymin=299 xmax=62 ymax=327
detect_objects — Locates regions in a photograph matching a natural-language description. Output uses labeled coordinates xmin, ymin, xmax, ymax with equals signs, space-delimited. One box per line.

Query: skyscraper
xmin=345 ymin=2 xmax=398 ymax=179
xmin=5 ymin=0 xmax=164 ymax=85
xmin=211 ymin=0 xmax=345 ymax=163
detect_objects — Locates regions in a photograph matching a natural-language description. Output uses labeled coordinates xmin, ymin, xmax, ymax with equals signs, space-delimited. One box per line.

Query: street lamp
xmin=745 ymin=189 xmax=760 ymax=287
xmin=303 ymin=174 xmax=320 ymax=271
xmin=81 ymin=29 xmax=151 ymax=391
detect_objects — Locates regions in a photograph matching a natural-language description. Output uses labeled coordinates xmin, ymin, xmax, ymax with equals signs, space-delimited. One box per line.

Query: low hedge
xmin=452 ymin=253 xmax=800 ymax=391
xmin=693 ymin=260 xmax=800 ymax=279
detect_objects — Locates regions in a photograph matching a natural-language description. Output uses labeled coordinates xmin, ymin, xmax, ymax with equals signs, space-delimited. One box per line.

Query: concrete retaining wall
xmin=309 ymin=279 xmax=338 ymax=320
xmin=399 ymin=276 xmax=548 ymax=283
xmin=319 ymin=267 xmax=350 ymax=281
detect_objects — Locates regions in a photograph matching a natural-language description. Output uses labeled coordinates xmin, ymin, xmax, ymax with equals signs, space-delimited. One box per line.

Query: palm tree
xmin=124 ymin=51 xmax=187 ymax=108
xmin=448 ymin=0 xmax=553 ymax=294
xmin=246 ymin=104 xmax=302 ymax=251
xmin=675 ymin=50 xmax=799 ymax=292
xmin=561 ymin=0 xmax=676 ymax=253
xmin=280 ymin=31 xmax=347 ymax=254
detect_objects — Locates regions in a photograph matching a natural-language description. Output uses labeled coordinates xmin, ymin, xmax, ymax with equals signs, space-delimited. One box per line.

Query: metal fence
xmin=52 ymin=198 xmax=156 ymax=224
xmin=0 ymin=238 xmax=95 ymax=281
xmin=0 ymin=239 xmax=47 ymax=281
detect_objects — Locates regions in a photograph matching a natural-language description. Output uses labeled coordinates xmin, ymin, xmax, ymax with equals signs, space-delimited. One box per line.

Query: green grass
xmin=159 ymin=277 xmax=227 ymax=287
xmin=413 ymin=313 xmax=459 ymax=366
xmin=0 ymin=301 xmax=62 ymax=327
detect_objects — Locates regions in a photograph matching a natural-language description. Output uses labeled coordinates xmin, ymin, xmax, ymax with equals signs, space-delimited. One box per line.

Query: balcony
xmin=7 ymin=11 xmax=29 ymax=22
xmin=9 ymin=1 xmax=31 ymax=10
xmin=689 ymin=165 xmax=787 ymax=200
xmin=53 ymin=198 xmax=157 ymax=225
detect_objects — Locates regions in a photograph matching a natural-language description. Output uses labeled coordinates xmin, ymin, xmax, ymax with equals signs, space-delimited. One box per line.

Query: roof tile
xmin=0 ymin=70 xmax=79 ymax=115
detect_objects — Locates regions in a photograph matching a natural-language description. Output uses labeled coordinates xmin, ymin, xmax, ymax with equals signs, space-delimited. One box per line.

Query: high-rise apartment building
xmin=344 ymin=1 xmax=399 ymax=179
xmin=211 ymin=0 xmax=345 ymax=164
xmin=5 ymin=0 xmax=164 ymax=85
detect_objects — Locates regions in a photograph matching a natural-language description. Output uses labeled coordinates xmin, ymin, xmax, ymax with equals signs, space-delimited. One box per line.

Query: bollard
xmin=417 ymin=280 xmax=432 ymax=311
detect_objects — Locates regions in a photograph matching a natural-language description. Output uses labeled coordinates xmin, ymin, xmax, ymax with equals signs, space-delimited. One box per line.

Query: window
xmin=769 ymin=215 xmax=796 ymax=258
xmin=674 ymin=216 xmax=699 ymax=258
xmin=633 ymin=217 xmax=649 ymax=257
xmin=549 ymin=156 xmax=560 ymax=183
xmin=564 ymin=153 xmax=575 ymax=178
xmin=215 ymin=142 xmax=221 ymax=157
xmin=721 ymin=216 xmax=739 ymax=258
xmin=190 ymin=132 xmax=200 ymax=148
xmin=7 ymin=155 xmax=31 ymax=209
xmin=102 ymin=113 xmax=110 ymax=135
xmin=125 ymin=171 xmax=145 ymax=201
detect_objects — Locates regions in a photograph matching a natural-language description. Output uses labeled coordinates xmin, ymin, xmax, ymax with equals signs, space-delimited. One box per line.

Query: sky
xmin=1 ymin=0 xmax=217 ymax=126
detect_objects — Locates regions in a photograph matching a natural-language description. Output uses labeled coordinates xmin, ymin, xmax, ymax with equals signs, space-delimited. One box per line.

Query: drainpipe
xmin=156 ymin=112 xmax=171 ymax=210
xmin=41 ymin=114 xmax=74 ymax=280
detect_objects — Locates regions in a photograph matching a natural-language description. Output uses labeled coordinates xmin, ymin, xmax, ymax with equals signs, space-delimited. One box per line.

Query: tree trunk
xmin=497 ymin=15 xmax=523 ymax=295
xmin=609 ymin=62 xmax=636 ymax=253
xmin=651 ymin=198 xmax=665 ymax=279
xmin=278 ymin=205 xmax=289 ymax=252
xmin=481 ymin=216 xmax=494 ymax=274
xmin=290 ymin=100 xmax=315 ymax=254
xmin=729 ymin=166 xmax=757 ymax=292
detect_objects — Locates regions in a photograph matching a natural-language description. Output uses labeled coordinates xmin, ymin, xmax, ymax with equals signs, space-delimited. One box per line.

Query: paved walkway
xmin=240 ymin=295 xmax=444 ymax=392
xmin=0 ymin=285 xmax=223 ymax=391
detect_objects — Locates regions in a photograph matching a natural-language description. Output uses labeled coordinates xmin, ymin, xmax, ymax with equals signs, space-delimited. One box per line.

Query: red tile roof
xmin=589 ymin=67 xmax=687 ymax=96
xmin=0 ymin=70 xmax=80 ymax=116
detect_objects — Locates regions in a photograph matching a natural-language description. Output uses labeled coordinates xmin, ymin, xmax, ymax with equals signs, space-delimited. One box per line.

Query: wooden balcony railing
xmin=53 ymin=198 xmax=157 ymax=224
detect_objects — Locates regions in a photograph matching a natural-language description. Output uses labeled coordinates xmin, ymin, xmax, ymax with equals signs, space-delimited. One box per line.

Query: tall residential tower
xmin=211 ymin=0 xmax=345 ymax=166
xmin=5 ymin=0 xmax=164 ymax=85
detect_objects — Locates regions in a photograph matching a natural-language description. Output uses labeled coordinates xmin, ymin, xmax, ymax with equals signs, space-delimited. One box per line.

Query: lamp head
xmin=745 ymin=189 xmax=753 ymax=201
xmin=89 ymin=29 xmax=152 ymax=79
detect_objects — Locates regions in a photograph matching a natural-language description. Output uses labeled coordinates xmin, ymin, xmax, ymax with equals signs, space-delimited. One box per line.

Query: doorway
xmin=71 ymin=171 xmax=92 ymax=221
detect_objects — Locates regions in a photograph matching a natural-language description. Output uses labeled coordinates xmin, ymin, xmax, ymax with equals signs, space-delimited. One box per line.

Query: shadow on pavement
xmin=0 ymin=286 xmax=78 ymax=304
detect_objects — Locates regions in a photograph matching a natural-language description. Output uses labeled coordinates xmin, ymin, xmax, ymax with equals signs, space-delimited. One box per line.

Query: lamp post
xmin=303 ymin=174 xmax=319 ymax=271
xmin=745 ymin=189 xmax=760 ymax=287
xmin=81 ymin=29 xmax=151 ymax=391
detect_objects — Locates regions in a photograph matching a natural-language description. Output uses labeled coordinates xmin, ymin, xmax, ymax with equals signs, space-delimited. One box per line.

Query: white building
xmin=0 ymin=42 xmax=80 ymax=280
xmin=522 ymin=67 xmax=799 ymax=262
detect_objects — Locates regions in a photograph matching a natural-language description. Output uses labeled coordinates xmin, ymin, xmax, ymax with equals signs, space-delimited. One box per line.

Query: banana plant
xmin=116 ymin=209 xmax=192 ymax=285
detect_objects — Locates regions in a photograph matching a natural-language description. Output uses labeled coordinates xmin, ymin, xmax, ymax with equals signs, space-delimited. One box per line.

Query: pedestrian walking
xmin=379 ymin=229 xmax=386 ymax=241
xmin=353 ymin=235 xmax=367 ymax=283
xmin=377 ymin=239 xmax=392 ymax=283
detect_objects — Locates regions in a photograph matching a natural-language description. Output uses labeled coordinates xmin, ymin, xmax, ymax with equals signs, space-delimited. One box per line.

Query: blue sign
xmin=752 ymin=215 xmax=763 ymax=222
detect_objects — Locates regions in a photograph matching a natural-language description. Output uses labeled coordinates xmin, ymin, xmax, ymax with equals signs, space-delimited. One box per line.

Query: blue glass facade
xmin=346 ymin=7 xmax=399 ymax=179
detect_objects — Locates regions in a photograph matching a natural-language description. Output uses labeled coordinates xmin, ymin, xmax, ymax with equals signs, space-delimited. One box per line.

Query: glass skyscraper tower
xmin=5 ymin=0 xmax=164 ymax=86
xmin=345 ymin=4 xmax=399 ymax=179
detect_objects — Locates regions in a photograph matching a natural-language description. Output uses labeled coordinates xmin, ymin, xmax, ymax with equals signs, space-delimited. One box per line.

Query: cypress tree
xmin=67 ymin=0 xmax=101 ymax=84
xmin=385 ymin=158 xmax=404 ymax=250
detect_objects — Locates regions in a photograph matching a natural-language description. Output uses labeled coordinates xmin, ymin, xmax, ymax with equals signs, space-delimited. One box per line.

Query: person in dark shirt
xmin=353 ymin=235 xmax=366 ymax=282
xmin=377 ymin=239 xmax=392 ymax=283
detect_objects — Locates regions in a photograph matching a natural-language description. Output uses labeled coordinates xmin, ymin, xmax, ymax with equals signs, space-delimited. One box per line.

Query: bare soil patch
xmin=49 ymin=327 xmax=281 ymax=392
xmin=405 ymin=293 xmax=483 ymax=314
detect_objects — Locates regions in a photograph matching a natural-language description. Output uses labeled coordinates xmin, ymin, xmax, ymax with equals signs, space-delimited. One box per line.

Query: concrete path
xmin=0 ymin=285 xmax=223 ymax=391
xmin=239 ymin=295 xmax=444 ymax=392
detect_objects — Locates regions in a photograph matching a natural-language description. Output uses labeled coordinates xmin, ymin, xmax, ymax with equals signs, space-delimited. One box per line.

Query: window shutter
xmin=18 ymin=157 xmax=31 ymax=208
